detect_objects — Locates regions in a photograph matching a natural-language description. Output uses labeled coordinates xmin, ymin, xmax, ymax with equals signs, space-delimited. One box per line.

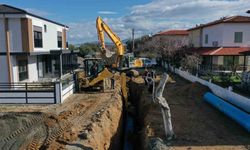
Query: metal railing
xmin=0 ymin=82 xmax=57 ymax=104
xmin=199 ymin=65 xmax=247 ymax=73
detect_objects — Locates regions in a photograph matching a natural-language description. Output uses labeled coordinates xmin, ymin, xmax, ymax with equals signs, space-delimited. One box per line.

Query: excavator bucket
xmin=89 ymin=68 xmax=114 ymax=87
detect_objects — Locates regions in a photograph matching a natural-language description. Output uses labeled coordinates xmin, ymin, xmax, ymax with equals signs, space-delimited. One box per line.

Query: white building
xmin=188 ymin=16 xmax=250 ymax=72
xmin=0 ymin=4 xmax=78 ymax=83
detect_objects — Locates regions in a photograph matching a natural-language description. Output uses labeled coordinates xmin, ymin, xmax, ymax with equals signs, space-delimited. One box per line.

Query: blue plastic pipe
xmin=204 ymin=92 xmax=250 ymax=133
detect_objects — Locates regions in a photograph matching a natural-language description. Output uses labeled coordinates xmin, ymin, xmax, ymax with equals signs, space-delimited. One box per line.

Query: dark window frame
xmin=34 ymin=30 xmax=43 ymax=48
xmin=234 ymin=32 xmax=243 ymax=43
xmin=57 ymin=35 xmax=62 ymax=48
xmin=18 ymin=59 xmax=28 ymax=81
xmin=205 ymin=34 xmax=208 ymax=44
xmin=44 ymin=24 xmax=47 ymax=32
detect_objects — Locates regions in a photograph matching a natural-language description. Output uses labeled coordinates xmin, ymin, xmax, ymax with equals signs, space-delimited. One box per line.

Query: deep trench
xmin=121 ymin=80 xmax=144 ymax=150
xmin=109 ymin=79 xmax=145 ymax=150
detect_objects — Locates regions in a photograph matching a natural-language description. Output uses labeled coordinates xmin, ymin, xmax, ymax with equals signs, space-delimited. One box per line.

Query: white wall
xmin=11 ymin=56 xmax=18 ymax=82
xmin=222 ymin=23 xmax=250 ymax=47
xmin=62 ymin=82 xmax=75 ymax=102
xmin=202 ymin=23 xmax=250 ymax=47
xmin=0 ymin=56 xmax=20 ymax=83
xmin=28 ymin=56 xmax=38 ymax=82
xmin=189 ymin=29 xmax=201 ymax=48
xmin=10 ymin=56 xmax=38 ymax=82
xmin=0 ymin=18 xmax=22 ymax=52
xmin=202 ymin=24 xmax=224 ymax=47
xmin=0 ymin=56 xmax=9 ymax=82
xmin=169 ymin=66 xmax=250 ymax=113
xmin=28 ymin=15 xmax=66 ymax=52
xmin=0 ymin=19 xmax=6 ymax=52
xmin=8 ymin=18 xmax=22 ymax=52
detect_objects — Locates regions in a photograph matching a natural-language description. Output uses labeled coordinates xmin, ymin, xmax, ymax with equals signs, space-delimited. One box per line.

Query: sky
xmin=2 ymin=0 xmax=250 ymax=44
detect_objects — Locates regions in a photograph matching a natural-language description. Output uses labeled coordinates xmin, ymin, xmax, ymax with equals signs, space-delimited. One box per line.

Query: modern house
xmin=188 ymin=16 xmax=250 ymax=72
xmin=0 ymin=4 xmax=79 ymax=104
xmin=0 ymin=4 xmax=78 ymax=83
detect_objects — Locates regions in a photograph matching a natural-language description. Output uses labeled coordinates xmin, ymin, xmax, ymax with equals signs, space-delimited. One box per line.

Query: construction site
xmin=0 ymin=71 xmax=250 ymax=150
xmin=0 ymin=4 xmax=250 ymax=150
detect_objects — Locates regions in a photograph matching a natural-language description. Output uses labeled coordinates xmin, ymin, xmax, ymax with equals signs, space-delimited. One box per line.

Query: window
xmin=234 ymin=32 xmax=243 ymax=43
xmin=44 ymin=24 xmax=47 ymax=32
xmin=57 ymin=31 xmax=62 ymax=48
xmin=205 ymin=34 xmax=208 ymax=44
xmin=34 ymin=31 xmax=43 ymax=48
xmin=33 ymin=26 xmax=43 ymax=48
xmin=57 ymin=36 xmax=62 ymax=48
xmin=223 ymin=56 xmax=239 ymax=66
xmin=18 ymin=60 xmax=28 ymax=81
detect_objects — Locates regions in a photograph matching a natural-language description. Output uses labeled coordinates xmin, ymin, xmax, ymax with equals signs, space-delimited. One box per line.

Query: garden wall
xmin=168 ymin=66 xmax=250 ymax=113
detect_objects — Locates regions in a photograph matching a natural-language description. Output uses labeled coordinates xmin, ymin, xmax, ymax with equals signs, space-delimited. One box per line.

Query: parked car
xmin=140 ymin=58 xmax=157 ymax=67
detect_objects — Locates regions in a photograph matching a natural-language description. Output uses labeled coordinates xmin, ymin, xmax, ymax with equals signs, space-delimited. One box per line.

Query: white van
xmin=140 ymin=58 xmax=157 ymax=67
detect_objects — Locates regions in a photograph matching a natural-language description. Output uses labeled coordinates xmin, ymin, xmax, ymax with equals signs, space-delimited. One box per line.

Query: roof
xmin=188 ymin=16 xmax=250 ymax=31
xmin=193 ymin=47 xmax=250 ymax=56
xmin=155 ymin=30 xmax=189 ymax=36
xmin=0 ymin=4 xmax=68 ymax=28
xmin=240 ymin=50 xmax=250 ymax=55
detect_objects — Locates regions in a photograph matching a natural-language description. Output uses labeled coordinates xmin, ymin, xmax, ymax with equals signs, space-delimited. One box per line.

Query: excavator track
xmin=1 ymin=113 xmax=46 ymax=143
xmin=27 ymin=130 xmax=44 ymax=150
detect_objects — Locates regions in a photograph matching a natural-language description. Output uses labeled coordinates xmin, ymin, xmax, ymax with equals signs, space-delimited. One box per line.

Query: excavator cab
xmin=77 ymin=58 xmax=113 ymax=92
xmin=83 ymin=58 xmax=104 ymax=77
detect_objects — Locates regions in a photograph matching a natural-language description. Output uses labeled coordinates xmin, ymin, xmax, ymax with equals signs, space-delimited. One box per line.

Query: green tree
xmin=78 ymin=43 xmax=99 ymax=57
xmin=68 ymin=44 xmax=76 ymax=50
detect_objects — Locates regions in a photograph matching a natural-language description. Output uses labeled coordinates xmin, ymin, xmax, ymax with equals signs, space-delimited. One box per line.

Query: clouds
xmin=68 ymin=0 xmax=250 ymax=44
xmin=98 ymin=11 xmax=117 ymax=15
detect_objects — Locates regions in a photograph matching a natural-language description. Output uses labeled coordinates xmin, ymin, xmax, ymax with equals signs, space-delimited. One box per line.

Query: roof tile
xmin=193 ymin=47 xmax=250 ymax=56
xmin=156 ymin=30 xmax=189 ymax=36
xmin=188 ymin=16 xmax=250 ymax=31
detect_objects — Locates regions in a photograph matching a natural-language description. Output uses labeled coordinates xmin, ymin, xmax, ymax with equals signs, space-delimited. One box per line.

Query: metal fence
xmin=0 ymin=82 xmax=61 ymax=104
xmin=199 ymin=65 xmax=247 ymax=75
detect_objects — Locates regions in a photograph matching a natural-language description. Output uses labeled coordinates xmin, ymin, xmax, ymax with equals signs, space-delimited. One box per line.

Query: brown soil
xmin=131 ymin=74 xmax=250 ymax=150
xmin=0 ymin=81 xmax=123 ymax=150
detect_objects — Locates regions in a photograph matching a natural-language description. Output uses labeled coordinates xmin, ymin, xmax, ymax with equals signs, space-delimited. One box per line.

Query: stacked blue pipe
xmin=204 ymin=92 xmax=250 ymax=133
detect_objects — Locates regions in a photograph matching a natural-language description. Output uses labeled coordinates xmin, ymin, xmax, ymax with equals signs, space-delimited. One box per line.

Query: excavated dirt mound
xmin=130 ymin=74 xmax=250 ymax=150
xmin=0 ymin=81 xmax=123 ymax=150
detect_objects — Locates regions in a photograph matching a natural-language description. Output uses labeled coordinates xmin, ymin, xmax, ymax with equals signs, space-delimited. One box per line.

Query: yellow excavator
xmin=96 ymin=16 xmax=124 ymax=68
xmin=77 ymin=16 xmax=128 ymax=99
xmin=96 ymin=16 xmax=143 ymax=68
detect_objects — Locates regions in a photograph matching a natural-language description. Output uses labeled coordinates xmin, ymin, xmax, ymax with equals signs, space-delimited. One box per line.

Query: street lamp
xmin=246 ymin=10 xmax=250 ymax=14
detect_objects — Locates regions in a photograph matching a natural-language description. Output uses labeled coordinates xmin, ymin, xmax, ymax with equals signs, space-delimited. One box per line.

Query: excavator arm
xmin=96 ymin=16 xmax=124 ymax=68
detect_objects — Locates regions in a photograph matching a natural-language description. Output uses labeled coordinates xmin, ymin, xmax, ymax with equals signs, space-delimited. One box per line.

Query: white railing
xmin=61 ymin=82 xmax=75 ymax=102
xmin=167 ymin=65 xmax=250 ymax=113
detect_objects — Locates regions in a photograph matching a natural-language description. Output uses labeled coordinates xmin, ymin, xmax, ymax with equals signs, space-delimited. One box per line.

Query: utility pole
xmin=132 ymin=28 xmax=135 ymax=52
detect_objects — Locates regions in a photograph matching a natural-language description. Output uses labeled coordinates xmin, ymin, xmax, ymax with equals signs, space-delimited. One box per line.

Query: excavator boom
xmin=96 ymin=16 xmax=124 ymax=67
